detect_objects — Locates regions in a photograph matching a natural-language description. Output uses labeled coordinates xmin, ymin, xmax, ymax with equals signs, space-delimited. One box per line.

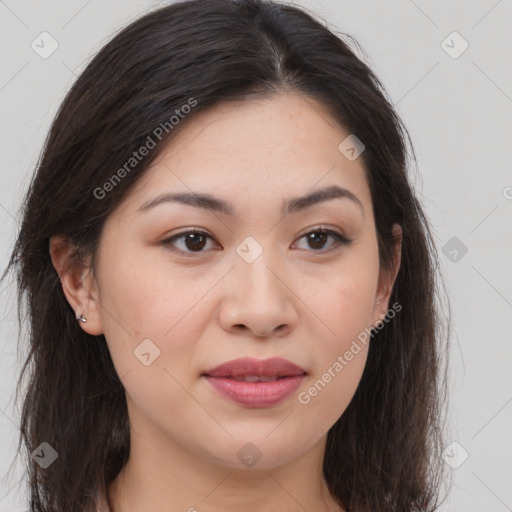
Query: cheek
xmin=95 ymin=242 xmax=220 ymax=376
xmin=296 ymin=251 xmax=377 ymax=421
xmin=296 ymin=275 xmax=375 ymax=424
xmin=310 ymin=251 xmax=379 ymax=351
xmin=97 ymin=240 xmax=184 ymax=334
xmin=95 ymin=252 xmax=202 ymax=424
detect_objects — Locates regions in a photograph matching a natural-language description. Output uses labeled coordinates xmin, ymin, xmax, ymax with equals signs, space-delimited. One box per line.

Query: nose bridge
xmin=233 ymin=237 xmax=284 ymax=302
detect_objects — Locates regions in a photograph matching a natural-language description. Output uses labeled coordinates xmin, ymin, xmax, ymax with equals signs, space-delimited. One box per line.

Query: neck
xmin=105 ymin=413 xmax=343 ymax=512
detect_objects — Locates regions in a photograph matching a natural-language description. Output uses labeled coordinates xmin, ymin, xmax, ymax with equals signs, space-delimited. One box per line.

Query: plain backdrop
xmin=0 ymin=1 xmax=511 ymax=511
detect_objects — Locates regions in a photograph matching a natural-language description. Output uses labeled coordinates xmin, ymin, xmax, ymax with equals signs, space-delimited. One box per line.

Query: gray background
xmin=1 ymin=1 xmax=511 ymax=510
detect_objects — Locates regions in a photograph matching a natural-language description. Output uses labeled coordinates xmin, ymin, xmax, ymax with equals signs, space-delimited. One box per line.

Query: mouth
xmin=202 ymin=357 xmax=306 ymax=408
xmin=224 ymin=375 xmax=290 ymax=382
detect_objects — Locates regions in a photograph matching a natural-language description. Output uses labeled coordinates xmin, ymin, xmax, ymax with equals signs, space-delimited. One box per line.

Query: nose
xmin=218 ymin=251 xmax=299 ymax=338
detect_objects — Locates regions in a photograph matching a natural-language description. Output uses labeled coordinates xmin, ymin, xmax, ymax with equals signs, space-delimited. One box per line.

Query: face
xmin=55 ymin=91 xmax=400 ymax=471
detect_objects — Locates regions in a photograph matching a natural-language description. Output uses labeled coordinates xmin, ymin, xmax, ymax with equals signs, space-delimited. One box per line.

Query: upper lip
xmin=204 ymin=357 xmax=306 ymax=378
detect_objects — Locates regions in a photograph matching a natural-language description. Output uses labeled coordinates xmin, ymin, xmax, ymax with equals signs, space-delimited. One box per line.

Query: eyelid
xmin=295 ymin=224 xmax=349 ymax=242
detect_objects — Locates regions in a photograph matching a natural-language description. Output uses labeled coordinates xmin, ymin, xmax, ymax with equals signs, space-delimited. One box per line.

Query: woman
xmin=4 ymin=0 xmax=451 ymax=510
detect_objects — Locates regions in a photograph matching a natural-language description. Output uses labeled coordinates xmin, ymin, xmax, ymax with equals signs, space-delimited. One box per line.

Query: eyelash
xmin=160 ymin=227 xmax=352 ymax=256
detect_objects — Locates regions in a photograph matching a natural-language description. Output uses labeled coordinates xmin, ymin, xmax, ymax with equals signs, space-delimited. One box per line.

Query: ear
xmin=49 ymin=234 xmax=103 ymax=336
xmin=371 ymin=223 xmax=402 ymax=328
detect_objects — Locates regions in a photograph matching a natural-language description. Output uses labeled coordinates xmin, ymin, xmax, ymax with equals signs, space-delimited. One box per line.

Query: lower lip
xmin=204 ymin=375 xmax=305 ymax=407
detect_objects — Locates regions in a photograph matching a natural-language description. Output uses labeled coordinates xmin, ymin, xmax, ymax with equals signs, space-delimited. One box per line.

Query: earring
xmin=77 ymin=314 xmax=87 ymax=323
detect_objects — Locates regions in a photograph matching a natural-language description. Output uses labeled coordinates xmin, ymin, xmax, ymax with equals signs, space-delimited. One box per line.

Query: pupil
xmin=308 ymin=231 xmax=327 ymax=249
xmin=185 ymin=233 xmax=206 ymax=251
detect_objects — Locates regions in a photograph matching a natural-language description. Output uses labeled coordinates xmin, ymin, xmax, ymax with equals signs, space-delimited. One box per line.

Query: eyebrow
xmin=137 ymin=185 xmax=364 ymax=217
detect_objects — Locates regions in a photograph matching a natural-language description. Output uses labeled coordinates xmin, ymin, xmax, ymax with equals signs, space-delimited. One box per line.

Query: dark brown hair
xmin=3 ymin=0 xmax=451 ymax=510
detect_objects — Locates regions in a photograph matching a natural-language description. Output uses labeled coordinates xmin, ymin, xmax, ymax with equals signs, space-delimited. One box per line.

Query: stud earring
xmin=77 ymin=314 xmax=87 ymax=323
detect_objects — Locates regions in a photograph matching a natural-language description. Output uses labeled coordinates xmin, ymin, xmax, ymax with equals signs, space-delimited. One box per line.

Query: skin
xmin=50 ymin=91 xmax=401 ymax=512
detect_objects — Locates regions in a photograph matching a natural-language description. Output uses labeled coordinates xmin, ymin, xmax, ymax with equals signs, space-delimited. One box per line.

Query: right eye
xmin=160 ymin=229 xmax=220 ymax=255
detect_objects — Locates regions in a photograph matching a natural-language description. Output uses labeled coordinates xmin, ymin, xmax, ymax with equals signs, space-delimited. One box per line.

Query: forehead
xmin=116 ymin=91 xmax=373 ymax=218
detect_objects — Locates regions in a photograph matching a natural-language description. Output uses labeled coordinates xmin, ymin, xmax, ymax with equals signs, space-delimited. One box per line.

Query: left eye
xmin=293 ymin=228 xmax=351 ymax=251
xmin=161 ymin=228 xmax=351 ymax=254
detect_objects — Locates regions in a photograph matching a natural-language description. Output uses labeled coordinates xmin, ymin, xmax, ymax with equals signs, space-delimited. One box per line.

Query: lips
xmin=203 ymin=357 xmax=306 ymax=408
xmin=204 ymin=357 xmax=306 ymax=379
